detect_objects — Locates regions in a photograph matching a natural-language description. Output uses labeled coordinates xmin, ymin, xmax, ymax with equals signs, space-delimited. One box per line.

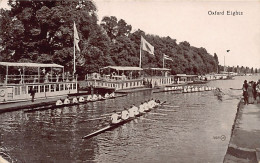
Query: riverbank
xmin=224 ymin=100 xmax=260 ymax=163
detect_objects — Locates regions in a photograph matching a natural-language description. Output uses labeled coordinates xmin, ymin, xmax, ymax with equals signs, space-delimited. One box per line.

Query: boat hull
xmin=82 ymin=107 xmax=159 ymax=139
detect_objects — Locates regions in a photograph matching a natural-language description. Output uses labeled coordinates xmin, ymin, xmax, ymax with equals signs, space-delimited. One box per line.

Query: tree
xmin=100 ymin=16 xmax=132 ymax=40
xmin=0 ymin=1 xmax=224 ymax=77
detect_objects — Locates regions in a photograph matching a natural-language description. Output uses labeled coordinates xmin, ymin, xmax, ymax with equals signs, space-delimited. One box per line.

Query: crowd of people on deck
xmin=242 ymin=80 xmax=260 ymax=105
xmin=110 ymin=99 xmax=161 ymax=124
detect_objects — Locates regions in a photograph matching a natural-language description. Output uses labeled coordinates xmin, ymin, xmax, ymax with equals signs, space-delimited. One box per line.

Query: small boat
xmin=82 ymin=101 xmax=165 ymax=139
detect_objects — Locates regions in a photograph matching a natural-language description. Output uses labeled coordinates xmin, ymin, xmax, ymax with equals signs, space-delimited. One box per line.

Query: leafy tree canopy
xmin=0 ymin=0 xmax=241 ymax=77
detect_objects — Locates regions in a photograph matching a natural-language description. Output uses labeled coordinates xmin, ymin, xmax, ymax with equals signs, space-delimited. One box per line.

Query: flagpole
xmin=139 ymin=38 xmax=142 ymax=68
xmin=163 ymin=54 xmax=165 ymax=69
xmin=73 ymin=33 xmax=76 ymax=75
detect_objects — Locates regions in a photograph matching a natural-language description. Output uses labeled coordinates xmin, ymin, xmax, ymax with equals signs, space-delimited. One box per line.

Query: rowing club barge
xmin=0 ymin=62 xmax=77 ymax=104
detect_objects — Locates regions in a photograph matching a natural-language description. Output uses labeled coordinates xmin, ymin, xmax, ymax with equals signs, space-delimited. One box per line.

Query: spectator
xmin=248 ymin=81 xmax=254 ymax=104
xmin=242 ymin=80 xmax=248 ymax=105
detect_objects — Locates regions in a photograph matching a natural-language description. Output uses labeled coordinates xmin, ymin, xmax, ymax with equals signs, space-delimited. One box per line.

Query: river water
xmin=0 ymin=75 xmax=259 ymax=163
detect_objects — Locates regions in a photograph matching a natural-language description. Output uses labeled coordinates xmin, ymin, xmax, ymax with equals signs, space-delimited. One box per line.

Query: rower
xmin=98 ymin=94 xmax=103 ymax=100
xmin=72 ymin=97 xmax=78 ymax=103
xmin=56 ymin=99 xmax=63 ymax=106
xmin=92 ymin=94 xmax=98 ymax=101
xmin=110 ymin=92 xmax=115 ymax=97
xmin=139 ymin=102 xmax=145 ymax=113
xmin=79 ymin=96 xmax=85 ymax=102
xmin=121 ymin=108 xmax=130 ymax=120
xmin=143 ymin=101 xmax=149 ymax=111
xmin=149 ymin=98 xmax=156 ymax=108
xmin=132 ymin=104 xmax=139 ymax=116
xmin=148 ymin=99 xmax=154 ymax=108
xmin=155 ymin=99 xmax=161 ymax=104
xmin=105 ymin=93 xmax=110 ymax=98
xmin=86 ymin=95 xmax=92 ymax=101
xmin=111 ymin=110 xmax=121 ymax=124
xmin=64 ymin=97 xmax=70 ymax=104
xmin=128 ymin=106 xmax=135 ymax=118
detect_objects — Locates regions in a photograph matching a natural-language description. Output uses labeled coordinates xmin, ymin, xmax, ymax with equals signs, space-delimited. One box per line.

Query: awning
xmin=0 ymin=62 xmax=64 ymax=68
xmin=101 ymin=66 xmax=143 ymax=71
xmin=175 ymin=74 xmax=198 ymax=77
xmin=143 ymin=68 xmax=171 ymax=71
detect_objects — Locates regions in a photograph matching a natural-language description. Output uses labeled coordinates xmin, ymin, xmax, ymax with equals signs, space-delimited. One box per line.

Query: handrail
xmin=4 ymin=74 xmax=77 ymax=85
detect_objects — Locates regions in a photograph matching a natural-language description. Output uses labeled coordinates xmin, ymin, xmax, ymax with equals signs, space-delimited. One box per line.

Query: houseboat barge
xmin=0 ymin=62 xmax=78 ymax=104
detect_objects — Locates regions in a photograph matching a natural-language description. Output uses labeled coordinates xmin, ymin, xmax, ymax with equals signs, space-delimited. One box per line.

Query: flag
xmin=141 ymin=36 xmax=154 ymax=55
xmin=163 ymin=54 xmax=173 ymax=61
xmin=74 ymin=21 xmax=80 ymax=52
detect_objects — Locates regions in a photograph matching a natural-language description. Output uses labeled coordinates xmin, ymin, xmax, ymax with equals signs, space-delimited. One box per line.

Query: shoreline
xmin=224 ymin=99 xmax=260 ymax=162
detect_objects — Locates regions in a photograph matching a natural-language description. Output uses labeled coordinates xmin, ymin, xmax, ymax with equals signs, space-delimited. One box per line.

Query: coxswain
xmin=155 ymin=99 xmax=161 ymax=104
xmin=128 ymin=106 xmax=135 ymax=118
xmin=111 ymin=110 xmax=121 ymax=124
xmin=79 ymin=96 xmax=85 ymax=102
xmin=56 ymin=99 xmax=63 ymax=106
xmin=72 ymin=97 xmax=78 ymax=103
xmin=139 ymin=102 xmax=145 ymax=113
xmin=86 ymin=95 xmax=92 ymax=101
xmin=121 ymin=108 xmax=130 ymax=120
xmin=64 ymin=97 xmax=70 ymax=104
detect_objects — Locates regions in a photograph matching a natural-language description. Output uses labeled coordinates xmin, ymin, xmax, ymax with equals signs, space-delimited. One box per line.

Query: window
xmin=45 ymin=85 xmax=49 ymax=92
xmin=15 ymin=87 xmax=20 ymax=95
xmin=28 ymin=86 xmax=33 ymax=94
xmin=51 ymin=85 xmax=55 ymax=92
xmin=22 ymin=86 xmax=26 ymax=94
xmin=56 ymin=84 xmax=60 ymax=91
xmin=73 ymin=83 xmax=76 ymax=89
xmin=34 ymin=86 xmax=39 ymax=93
xmin=60 ymin=84 xmax=64 ymax=91
xmin=40 ymin=85 xmax=44 ymax=93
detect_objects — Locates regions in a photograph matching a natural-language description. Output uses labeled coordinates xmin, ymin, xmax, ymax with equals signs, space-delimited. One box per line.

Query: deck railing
xmin=3 ymin=74 xmax=77 ymax=85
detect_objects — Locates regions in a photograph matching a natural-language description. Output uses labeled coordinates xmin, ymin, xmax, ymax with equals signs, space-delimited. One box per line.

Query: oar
xmin=230 ymin=88 xmax=242 ymax=90
xmin=149 ymin=112 xmax=167 ymax=116
xmin=141 ymin=118 xmax=159 ymax=122
xmin=163 ymin=105 xmax=180 ymax=108
xmin=87 ymin=117 xmax=108 ymax=121
xmin=158 ymin=109 xmax=177 ymax=112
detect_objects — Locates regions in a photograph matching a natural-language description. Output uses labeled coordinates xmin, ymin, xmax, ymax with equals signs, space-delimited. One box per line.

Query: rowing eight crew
xmin=55 ymin=92 xmax=115 ymax=106
xmin=111 ymin=99 xmax=160 ymax=124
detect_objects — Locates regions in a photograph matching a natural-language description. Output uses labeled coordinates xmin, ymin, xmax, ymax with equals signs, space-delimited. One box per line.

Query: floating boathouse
xmin=0 ymin=62 xmax=77 ymax=103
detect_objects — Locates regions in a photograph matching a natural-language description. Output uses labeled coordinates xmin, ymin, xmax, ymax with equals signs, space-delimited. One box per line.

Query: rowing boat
xmin=24 ymin=94 xmax=127 ymax=113
xmin=82 ymin=101 xmax=165 ymax=139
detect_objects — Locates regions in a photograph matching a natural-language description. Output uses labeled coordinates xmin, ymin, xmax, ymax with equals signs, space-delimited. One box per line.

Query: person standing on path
xmin=248 ymin=82 xmax=254 ymax=104
xmin=256 ymin=80 xmax=260 ymax=103
xmin=29 ymin=87 xmax=36 ymax=102
xmin=242 ymin=80 xmax=248 ymax=105
xmin=252 ymin=81 xmax=257 ymax=100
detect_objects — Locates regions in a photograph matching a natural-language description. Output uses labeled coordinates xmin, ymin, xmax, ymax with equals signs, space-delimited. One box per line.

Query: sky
xmin=0 ymin=0 xmax=260 ymax=68
xmin=94 ymin=0 xmax=260 ymax=68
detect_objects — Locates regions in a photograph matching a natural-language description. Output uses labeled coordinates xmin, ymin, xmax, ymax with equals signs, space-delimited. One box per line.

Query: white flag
xmin=74 ymin=22 xmax=80 ymax=52
xmin=141 ymin=36 xmax=154 ymax=55
xmin=163 ymin=54 xmax=173 ymax=61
